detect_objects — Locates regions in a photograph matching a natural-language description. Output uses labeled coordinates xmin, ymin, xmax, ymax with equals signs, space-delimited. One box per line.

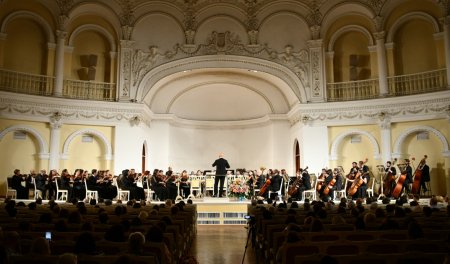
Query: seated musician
xmin=346 ymin=162 xmax=359 ymax=197
xmin=333 ymin=168 xmax=343 ymax=191
xmin=151 ymin=169 xmax=168 ymax=201
xmin=11 ymin=169 xmax=29 ymax=199
xmin=35 ymin=169 xmax=49 ymax=199
xmin=281 ymin=169 xmax=289 ymax=195
xmin=357 ymin=163 xmax=370 ymax=199
xmin=294 ymin=168 xmax=310 ymax=201
xmin=385 ymin=161 xmax=397 ymax=197
xmin=121 ymin=169 xmax=145 ymax=200
xmin=72 ymin=169 xmax=86 ymax=201
xmin=254 ymin=170 xmax=266 ymax=189
xmin=179 ymin=170 xmax=190 ymax=198
xmin=269 ymin=169 xmax=282 ymax=200
xmin=165 ymin=169 xmax=178 ymax=200
xmin=318 ymin=169 xmax=334 ymax=201
xmin=60 ymin=169 xmax=73 ymax=200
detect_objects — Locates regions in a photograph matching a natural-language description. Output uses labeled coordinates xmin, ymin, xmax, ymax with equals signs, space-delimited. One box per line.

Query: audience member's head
xmin=128 ymin=232 xmax=145 ymax=254
xmin=309 ymin=219 xmax=324 ymax=232
xmin=74 ymin=232 xmax=97 ymax=255
xmin=58 ymin=253 xmax=77 ymax=264
xmin=30 ymin=237 xmax=51 ymax=255
xmin=146 ymin=226 xmax=164 ymax=243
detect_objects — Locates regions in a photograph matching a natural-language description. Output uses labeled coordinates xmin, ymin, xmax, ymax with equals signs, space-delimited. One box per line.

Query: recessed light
xmin=248 ymin=70 xmax=258 ymax=73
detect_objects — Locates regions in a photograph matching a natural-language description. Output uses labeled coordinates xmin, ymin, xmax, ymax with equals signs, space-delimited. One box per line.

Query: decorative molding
xmin=62 ymin=128 xmax=113 ymax=160
xmin=0 ymin=91 xmax=151 ymax=127
xmin=329 ymin=129 xmax=381 ymax=161
xmin=288 ymin=91 xmax=450 ymax=126
xmin=392 ymin=125 xmax=450 ymax=158
xmin=0 ymin=125 xmax=50 ymax=159
xmin=128 ymin=31 xmax=310 ymax=101
xmin=328 ymin=25 xmax=374 ymax=51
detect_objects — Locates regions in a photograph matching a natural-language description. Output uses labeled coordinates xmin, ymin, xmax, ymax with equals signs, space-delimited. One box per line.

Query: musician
xmin=269 ymin=169 xmax=283 ymax=200
xmin=11 ymin=169 xmax=29 ymax=199
xmin=35 ymin=169 xmax=49 ymax=199
xmin=72 ymin=169 xmax=86 ymax=201
xmin=403 ymin=159 xmax=413 ymax=194
xmin=47 ymin=169 xmax=59 ymax=199
xmin=318 ymin=169 xmax=334 ymax=201
xmin=281 ymin=169 xmax=289 ymax=195
xmin=152 ymin=169 xmax=168 ymax=201
xmin=121 ymin=169 xmax=145 ymax=200
xmin=165 ymin=169 xmax=178 ymax=200
xmin=294 ymin=168 xmax=310 ymax=201
xmin=419 ymin=160 xmax=430 ymax=194
xmin=346 ymin=162 xmax=359 ymax=192
xmin=212 ymin=153 xmax=230 ymax=198
xmin=60 ymin=169 xmax=73 ymax=200
xmin=179 ymin=170 xmax=190 ymax=198
xmin=333 ymin=168 xmax=343 ymax=191
xmin=357 ymin=166 xmax=370 ymax=199
xmin=385 ymin=161 xmax=397 ymax=197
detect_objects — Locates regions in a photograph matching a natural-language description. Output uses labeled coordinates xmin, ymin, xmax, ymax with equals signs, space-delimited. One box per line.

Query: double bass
xmin=391 ymin=161 xmax=409 ymax=199
xmin=258 ymin=176 xmax=271 ymax=196
xmin=411 ymin=155 xmax=428 ymax=194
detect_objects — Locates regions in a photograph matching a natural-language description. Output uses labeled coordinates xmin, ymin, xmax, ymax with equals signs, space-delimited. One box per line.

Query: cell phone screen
xmin=45 ymin=231 xmax=51 ymax=241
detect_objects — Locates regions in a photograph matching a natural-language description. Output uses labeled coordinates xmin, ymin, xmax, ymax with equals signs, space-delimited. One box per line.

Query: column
xmin=378 ymin=113 xmax=392 ymax=164
xmin=109 ymin=52 xmax=117 ymax=83
xmin=0 ymin=33 xmax=6 ymax=67
xmin=48 ymin=113 xmax=62 ymax=171
xmin=442 ymin=16 xmax=450 ymax=88
xmin=53 ymin=30 xmax=67 ymax=97
xmin=325 ymin=51 xmax=335 ymax=100
xmin=373 ymin=31 xmax=389 ymax=96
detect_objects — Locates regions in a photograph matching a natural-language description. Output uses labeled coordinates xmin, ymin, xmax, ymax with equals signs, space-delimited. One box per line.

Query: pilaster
xmin=377 ymin=112 xmax=392 ymax=164
xmin=307 ymin=39 xmax=326 ymax=102
xmin=118 ymin=40 xmax=135 ymax=102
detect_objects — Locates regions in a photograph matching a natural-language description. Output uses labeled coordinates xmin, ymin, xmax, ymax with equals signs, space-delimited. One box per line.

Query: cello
xmin=316 ymin=169 xmax=326 ymax=193
xmin=411 ymin=155 xmax=428 ymax=194
xmin=288 ymin=166 xmax=307 ymax=196
xmin=383 ymin=158 xmax=397 ymax=196
xmin=258 ymin=176 xmax=271 ymax=196
xmin=322 ymin=169 xmax=336 ymax=196
xmin=347 ymin=158 xmax=368 ymax=196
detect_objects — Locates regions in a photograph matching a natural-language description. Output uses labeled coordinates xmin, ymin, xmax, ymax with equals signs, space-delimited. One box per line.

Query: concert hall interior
xmin=0 ymin=0 xmax=450 ymax=263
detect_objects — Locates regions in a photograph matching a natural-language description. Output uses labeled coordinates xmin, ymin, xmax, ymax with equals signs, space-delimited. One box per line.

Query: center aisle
xmin=190 ymin=225 xmax=257 ymax=264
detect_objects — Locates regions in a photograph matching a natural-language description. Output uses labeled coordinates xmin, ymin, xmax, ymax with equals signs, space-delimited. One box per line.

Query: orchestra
xmin=7 ymin=154 xmax=432 ymax=202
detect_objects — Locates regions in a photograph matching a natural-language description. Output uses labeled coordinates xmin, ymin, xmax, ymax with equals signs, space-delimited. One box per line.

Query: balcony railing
xmin=0 ymin=68 xmax=116 ymax=101
xmin=387 ymin=68 xmax=447 ymax=96
xmin=327 ymin=78 xmax=380 ymax=102
xmin=0 ymin=68 xmax=54 ymax=96
xmin=63 ymin=79 xmax=116 ymax=101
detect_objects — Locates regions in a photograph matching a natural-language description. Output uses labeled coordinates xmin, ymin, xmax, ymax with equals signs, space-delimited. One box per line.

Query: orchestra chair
xmin=31 ymin=177 xmax=42 ymax=200
xmin=189 ymin=176 xmax=201 ymax=198
xmin=302 ymin=174 xmax=317 ymax=201
xmin=6 ymin=177 xmax=17 ymax=199
xmin=366 ymin=175 xmax=375 ymax=198
xmin=84 ymin=180 xmax=98 ymax=202
xmin=268 ymin=178 xmax=284 ymax=202
xmin=55 ymin=177 xmax=68 ymax=201
xmin=205 ymin=175 xmax=215 ymax=197
xmin=334 ymin=177 xmax=347 ymax=201
xmin=113 ymin=177 xmax=130 ymax=201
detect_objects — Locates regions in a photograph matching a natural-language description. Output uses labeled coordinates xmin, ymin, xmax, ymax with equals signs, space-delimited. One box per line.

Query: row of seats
xmin=9 ymin=254 xmax=158 ymax=264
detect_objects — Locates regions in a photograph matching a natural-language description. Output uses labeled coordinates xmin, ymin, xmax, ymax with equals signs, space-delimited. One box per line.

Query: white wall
xmin=301 ymin=125 xmax=330 ymax=175
xmin=113 ymin=123 xmax=168 ymax=175
xmin=166 ymin=122 xmax=291 ymax=173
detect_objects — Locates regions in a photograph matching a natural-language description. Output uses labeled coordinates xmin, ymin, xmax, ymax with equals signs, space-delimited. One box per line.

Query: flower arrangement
xmin=228 ymin=178 xmax=250 ymax=199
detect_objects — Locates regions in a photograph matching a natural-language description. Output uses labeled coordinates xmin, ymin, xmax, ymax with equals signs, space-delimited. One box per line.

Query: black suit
xmin=212 ymin=157 xmax=230 ymax=197
xmin=402 ymin=164 xmax=413 ymax=194
xmin=269 ymin=174 xmax=282 ymax=200
xmin=419 ymin=164 xmax=430 ymax=193
xmin=11 ymin=174 xmax=28 ymax=199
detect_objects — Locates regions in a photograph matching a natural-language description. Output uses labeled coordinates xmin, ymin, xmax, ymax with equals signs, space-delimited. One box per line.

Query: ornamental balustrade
xmin=0 ymin=68 xmax=115 ymax=101
xmin=327 ymin=68 xmax=447 ymax=102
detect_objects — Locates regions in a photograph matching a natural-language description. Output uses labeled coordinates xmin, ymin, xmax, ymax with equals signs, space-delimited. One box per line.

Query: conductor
xmin=212 ymin=153 xmax=230 ymax=197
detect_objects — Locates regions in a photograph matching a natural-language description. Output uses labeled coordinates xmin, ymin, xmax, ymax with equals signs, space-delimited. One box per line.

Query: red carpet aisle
xmin=190 ymin=225 xmax=257 ymax=264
